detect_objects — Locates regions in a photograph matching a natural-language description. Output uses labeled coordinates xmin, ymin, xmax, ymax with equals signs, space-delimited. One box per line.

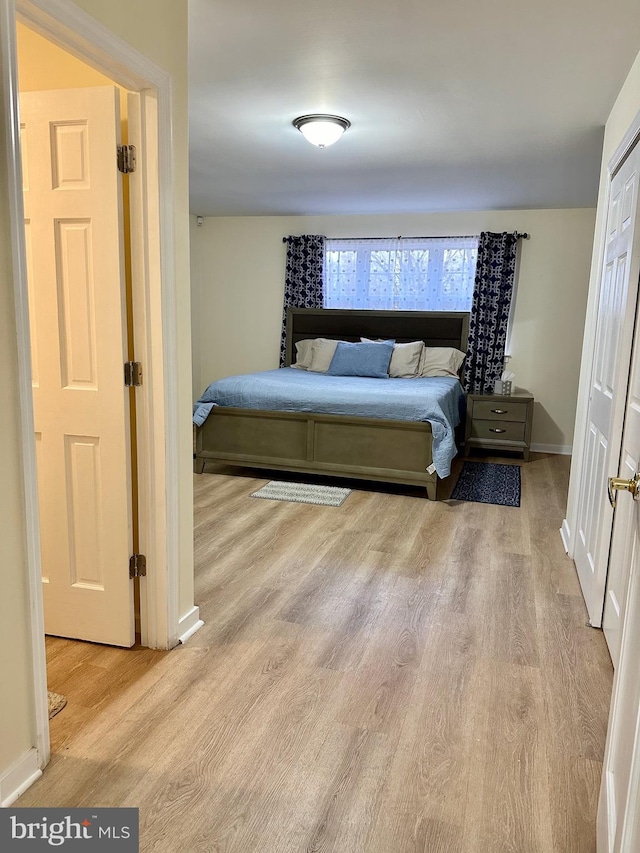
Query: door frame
xmin=1 ymin=0 xmax=181 ymax=768
xmin=562 ymin=109 xmax=640 ymax=609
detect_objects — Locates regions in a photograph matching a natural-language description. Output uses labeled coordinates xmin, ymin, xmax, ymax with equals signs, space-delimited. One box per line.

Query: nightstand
xmin=464 ymin=393 xmax=534 ymax=461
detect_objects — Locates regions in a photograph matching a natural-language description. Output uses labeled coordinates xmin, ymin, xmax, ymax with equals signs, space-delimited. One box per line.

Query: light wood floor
xmin=20 ymin=454 xmax=613 ymax=853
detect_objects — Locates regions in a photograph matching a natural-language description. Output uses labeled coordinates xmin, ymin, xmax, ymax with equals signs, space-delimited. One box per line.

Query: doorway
xmin=574 ymin=139 xmax=640 ymax=659
xmin=6 ymin=0 xmax=182 ymax=772
xmin=18 ymin=23 xmax=140 ymax=646
xmin=16 ymin=22 xmax=145 ymax=744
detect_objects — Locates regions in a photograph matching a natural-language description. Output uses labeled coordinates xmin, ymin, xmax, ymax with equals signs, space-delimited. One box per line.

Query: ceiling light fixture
xmin=293 ymin=114 xmax=351 ymax=149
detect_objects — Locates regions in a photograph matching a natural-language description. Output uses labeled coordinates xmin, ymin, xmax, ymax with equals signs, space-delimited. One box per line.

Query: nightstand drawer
xmin=470 ymin=419 xmax=526 ymax=443
xmin=472 ymin=400 xmax=529 ymax=422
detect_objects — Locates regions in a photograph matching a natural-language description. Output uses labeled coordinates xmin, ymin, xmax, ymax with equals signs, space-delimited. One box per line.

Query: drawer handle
xmin=491 ymin=408 xmax=508 ymax=414
xmin=490 ymin=428 xmax=507 ymax=433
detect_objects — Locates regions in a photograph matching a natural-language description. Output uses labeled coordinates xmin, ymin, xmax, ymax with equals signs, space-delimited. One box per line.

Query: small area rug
xmin=251 ymin=481 xmax=352 ymax=507
xmin=48 ymin=691 xmax=67 ymax=719
xmin=450 ymin=461 xmax=521 ymax=507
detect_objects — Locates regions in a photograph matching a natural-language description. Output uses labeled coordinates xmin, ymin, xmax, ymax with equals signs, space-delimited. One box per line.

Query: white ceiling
xmin=188 ymin=0 xmax=640 ymax=217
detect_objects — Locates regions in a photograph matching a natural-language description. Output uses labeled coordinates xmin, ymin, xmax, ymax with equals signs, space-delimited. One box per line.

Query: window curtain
xmin=324 ymin=237 xmax=478 ymax=311
xmin=464 ymin=232 xmax=519 ymax=394
xmin=280 ymin=235 xmax=326 ymax=366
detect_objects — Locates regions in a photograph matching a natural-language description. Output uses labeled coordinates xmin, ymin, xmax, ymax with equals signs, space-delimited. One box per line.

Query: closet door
xmin=21 ymin=86 xmax=135 ymax=646
xmin=573 ymin=143 xmax=640 ymax=632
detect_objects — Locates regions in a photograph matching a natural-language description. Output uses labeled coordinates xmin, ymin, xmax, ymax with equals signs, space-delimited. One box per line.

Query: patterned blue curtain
xmin=280 ymin=235 xmax=326 ymax=366
xmin=464 ymin=232 xmax=519 ymax=394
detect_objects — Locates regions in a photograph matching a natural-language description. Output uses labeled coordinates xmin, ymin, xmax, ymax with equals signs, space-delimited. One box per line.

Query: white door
xmin=21 ymin=86 xmax=135 ymax=647
xmin=574 ymin=144 xmax=640 ymax=628
xmin=603 ymin=373 xmax=640 ymax=665
xmin=597 ymin=304 xmax=640 ymax=847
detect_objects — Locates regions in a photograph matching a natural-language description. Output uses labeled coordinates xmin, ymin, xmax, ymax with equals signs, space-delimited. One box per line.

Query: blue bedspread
xmin=193 ymin=368 xmax=465 ymax=477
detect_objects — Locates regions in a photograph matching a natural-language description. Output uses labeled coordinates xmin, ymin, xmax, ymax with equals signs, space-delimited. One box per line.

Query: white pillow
xmin=361 ymin=338 xmax=424 ymax=378
xmin=308 ymin=338 xmax=340 ymax=372
xmin=419 ymin=346 xmax=466 ymax=378
xmin=392 ymin=341 xmax=424 ymax=377
xmin=291 ymin=338 xmax=314 ymax=370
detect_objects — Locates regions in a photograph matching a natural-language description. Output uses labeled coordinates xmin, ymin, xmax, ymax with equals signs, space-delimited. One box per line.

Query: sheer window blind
xmin=324 ymin=236 xmax=478 ymax=311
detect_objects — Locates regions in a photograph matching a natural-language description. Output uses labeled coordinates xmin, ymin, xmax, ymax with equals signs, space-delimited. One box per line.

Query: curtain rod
xmin=283 ymin=232 xmax=529 ymax=242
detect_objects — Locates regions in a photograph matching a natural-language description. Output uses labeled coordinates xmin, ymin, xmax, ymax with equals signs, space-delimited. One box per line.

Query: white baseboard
xmin=0 ymin=748 xmax=42 ymax=807
xmin=530 ymin=443 xmax=572 ymax=455
xmin=177 ymin=605 xmax=204 ymax=644
xmin=560 ymin=519 xmax=572 ymax=556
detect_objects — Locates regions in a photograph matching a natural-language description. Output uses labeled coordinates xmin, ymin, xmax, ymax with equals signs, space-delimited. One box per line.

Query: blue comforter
xmin=193 ymin=368 xmax=465 ymax=477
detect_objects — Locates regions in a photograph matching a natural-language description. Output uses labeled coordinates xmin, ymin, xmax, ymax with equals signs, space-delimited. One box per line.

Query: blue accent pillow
xmin=327 ymin=341 xmax=394 ymax=378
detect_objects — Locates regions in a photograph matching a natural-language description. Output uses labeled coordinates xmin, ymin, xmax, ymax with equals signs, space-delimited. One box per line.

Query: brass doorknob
xmin=608 ymin=473 xmax=640 ymax=508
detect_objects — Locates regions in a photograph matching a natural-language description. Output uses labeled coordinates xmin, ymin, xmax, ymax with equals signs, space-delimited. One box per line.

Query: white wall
xmin=0 ymin=0 xmax=192 ymax=798
xmin=16 ymin=21 xmax=122 ymax=90
xmin=0 ymin=30 xmax=37 ymax=785
xmin=191 ymin=208 xmax=596 ymax=450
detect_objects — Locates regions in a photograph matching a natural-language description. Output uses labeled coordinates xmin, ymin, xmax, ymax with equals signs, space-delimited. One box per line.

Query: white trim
xmin=600 ymin=769 xmax=616 ymax=853
xmin=16 ymin=0 xmax=168 ymax=91
xmin=530 ymin=443 xmax=572 ymax=455
xmin=609 ymin=106 xmax=640 ymax=178
xmin=620 ymin=704 xmax=640 ymax=851
xmin=560 ymin=519 xmax=571 ymax=555
xmin=0 ymin=749 xmax=41 ymax=807
xmin=156 ymin=77 xmax=181 ymax=651
xmin=177 ymin=606 xmax=204 ymax=645
xmin=126 ymin=88 xmax=178 ymax=651
xmin=1 ymin=0 xmax=50 ymax=768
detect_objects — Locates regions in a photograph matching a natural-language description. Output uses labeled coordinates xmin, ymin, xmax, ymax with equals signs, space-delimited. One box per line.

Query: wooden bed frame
xmin=194 ymin=309 xmax=469 ymax=499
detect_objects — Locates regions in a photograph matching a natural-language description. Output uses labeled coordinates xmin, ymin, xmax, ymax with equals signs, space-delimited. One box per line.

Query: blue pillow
xmin=327 ymin=341 xmax=394 ymax=378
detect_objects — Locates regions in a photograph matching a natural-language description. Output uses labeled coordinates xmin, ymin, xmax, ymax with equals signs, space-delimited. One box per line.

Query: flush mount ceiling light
xmin=293 ymin=114 xmax=351 ymax=148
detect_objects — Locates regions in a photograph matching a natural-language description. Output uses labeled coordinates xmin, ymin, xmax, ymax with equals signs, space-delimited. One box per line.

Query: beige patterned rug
xmin=47 ymin=691 xmax=67 ymax=719
xmin=250 ymin=481 xmax=352 ymax=506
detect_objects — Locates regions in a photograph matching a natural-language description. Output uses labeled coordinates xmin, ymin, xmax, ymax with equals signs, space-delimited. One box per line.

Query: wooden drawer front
xmin=473 ymin=400 xmax=528 ymax=422
xmin=471 ymin=419 xmax=526 ymax=443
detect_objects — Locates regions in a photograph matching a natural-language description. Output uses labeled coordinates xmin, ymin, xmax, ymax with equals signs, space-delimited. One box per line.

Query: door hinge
xmin=117 ymin=144 xmax=137 ymax=174
xmin=124 ymin=361 xmax=143 ymax=387
xmin=129 ymin=554 xmax=147 ymax=579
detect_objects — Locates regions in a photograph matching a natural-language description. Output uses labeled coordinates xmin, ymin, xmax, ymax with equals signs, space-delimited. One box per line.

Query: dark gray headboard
xmin=285 ymin=308 xmax=470 ymax=367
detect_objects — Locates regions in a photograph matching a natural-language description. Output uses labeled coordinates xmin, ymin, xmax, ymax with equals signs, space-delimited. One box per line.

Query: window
xmin=323 ymin=236 xmax=478 ymax=312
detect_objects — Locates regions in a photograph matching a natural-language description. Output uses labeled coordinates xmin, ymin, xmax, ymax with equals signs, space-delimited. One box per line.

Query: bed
xmin=194 ymin=308 xmax=469 ymax=500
